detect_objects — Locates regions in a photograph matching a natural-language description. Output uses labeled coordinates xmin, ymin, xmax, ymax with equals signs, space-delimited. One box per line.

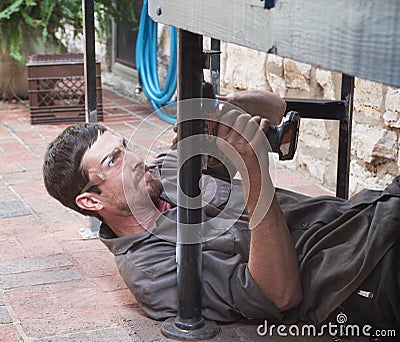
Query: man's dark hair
xmin=43 ymin=123 xmax=106 ymax=218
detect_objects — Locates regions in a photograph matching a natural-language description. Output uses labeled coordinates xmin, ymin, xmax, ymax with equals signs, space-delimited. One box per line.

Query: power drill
xmin=201 ymin=81 xmax=300 ymax=161
xmin=266 ymin=110 xmax=300 ymax=160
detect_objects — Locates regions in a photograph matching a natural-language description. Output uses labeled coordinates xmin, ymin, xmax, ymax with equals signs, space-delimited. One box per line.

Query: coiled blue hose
xmin=136 ymin=0 xmax=177 ymax=124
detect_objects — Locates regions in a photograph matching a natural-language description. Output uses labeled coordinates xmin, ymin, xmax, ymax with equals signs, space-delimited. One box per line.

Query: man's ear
xmin=75 ymin=193 xmax=104 ymax=212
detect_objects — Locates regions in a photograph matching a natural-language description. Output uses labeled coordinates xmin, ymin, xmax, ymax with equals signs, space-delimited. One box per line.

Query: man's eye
xmin=105 ymin=149 xmax=122 ymax=168
xmin=107 ymin=157 xmax=116 ymax=167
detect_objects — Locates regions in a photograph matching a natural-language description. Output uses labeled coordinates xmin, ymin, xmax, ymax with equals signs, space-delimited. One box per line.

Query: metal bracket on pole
xmin=210 ymin=39 xmax=221 ymax=94
xmin=203 ymin=46 xmax=221 ymax=96
xmin=285 ymin=74 xmax=354 ymax=199
xmin=80 ymin=0 xmax=101 ymax=239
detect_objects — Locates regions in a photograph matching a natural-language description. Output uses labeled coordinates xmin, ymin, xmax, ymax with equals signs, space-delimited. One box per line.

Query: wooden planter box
xmin=27 ymin=54 xmax=103 ymax=125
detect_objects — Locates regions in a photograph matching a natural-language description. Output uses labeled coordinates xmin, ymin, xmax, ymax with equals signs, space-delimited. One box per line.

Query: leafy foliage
xmin=0 ymin=0 xmax=136 ymax=62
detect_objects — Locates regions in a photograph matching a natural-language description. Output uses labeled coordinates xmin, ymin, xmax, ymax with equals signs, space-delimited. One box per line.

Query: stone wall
xmin=218 ymin=42 xmax=400 ymax=195
xmin=63 ymin=27 xmax=399 ymax=195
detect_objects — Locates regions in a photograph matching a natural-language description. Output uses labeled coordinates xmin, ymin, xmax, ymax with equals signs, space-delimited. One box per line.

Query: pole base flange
xmin=161 ymin=317 xmax=220 ymax=340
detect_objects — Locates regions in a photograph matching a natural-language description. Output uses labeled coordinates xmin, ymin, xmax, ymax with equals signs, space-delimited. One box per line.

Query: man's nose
xmin=124 ymin=150 xmax=143 ymax=168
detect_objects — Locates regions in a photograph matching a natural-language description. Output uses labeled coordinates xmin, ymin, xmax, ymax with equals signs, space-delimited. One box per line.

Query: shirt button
xmin=301 ymin=221 xmax=310 ymax=229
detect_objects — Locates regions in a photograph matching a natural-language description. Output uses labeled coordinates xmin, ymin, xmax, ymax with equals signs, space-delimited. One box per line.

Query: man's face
xmin=80 ymin=131 xmax=163 ymax=217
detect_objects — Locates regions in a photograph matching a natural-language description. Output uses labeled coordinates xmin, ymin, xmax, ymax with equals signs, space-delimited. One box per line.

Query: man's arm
xmin=217 ymin=110 xmax=302 ymax=311
xmin=217 ymin=90 xmax=286 ymax=126
xmin=171 ymin=90 xmax=286 ymax=149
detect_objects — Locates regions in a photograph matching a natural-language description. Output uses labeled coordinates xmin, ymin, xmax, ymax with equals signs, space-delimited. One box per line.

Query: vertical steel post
xmin=161 ymin=30 xmax=219 ymax=340
xmin=82 ymin=0 xmax=98 ymax=123
xmin=336 ymin=74 xmax=355 ymax=199
xmin=176 ymin=30 xmax=203 ymax=325
xmin=210 ymin=39 xmax=221 ymax=94
xmin=81 ymin=0 xmax=101 ymax=239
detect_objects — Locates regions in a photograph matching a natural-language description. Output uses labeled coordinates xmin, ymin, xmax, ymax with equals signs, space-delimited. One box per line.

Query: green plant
xmin=0 ymin=0 xmax=136 ymax=63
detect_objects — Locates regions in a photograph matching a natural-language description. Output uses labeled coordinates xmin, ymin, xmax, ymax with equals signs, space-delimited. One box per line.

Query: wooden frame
xmin=148 ymin=0 xmax=400 ymax=88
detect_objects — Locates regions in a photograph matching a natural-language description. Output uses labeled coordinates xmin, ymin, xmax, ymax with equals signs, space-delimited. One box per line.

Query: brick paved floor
xmin=0 ymin=88 xmax=363 ymax=341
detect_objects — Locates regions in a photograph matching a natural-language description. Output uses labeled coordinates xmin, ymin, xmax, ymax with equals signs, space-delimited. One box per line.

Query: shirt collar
xmin=99 ymin=209 xmax=178 ymax=256
xmin=99 ymin=222 xmax=150 ymax=255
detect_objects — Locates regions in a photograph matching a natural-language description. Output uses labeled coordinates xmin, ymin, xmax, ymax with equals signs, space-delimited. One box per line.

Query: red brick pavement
xmin=0 ymin=88 xmax=344 ymax=341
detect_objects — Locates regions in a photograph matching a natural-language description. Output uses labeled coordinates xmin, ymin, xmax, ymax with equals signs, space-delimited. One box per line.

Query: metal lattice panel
xmin=38 ymin=78 xmax=85 ymax=107
xmin=27 ymin=54 xmax=103 ymax=125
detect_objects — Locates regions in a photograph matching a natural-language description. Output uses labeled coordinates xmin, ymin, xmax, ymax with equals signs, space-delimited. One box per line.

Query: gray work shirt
xmin=100 ymin=151 xmax=400 ymax=324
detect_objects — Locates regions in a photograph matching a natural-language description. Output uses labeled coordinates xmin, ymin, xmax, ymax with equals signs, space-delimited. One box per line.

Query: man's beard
xmin=117 ymin=173 xmax=163 ymax=215
xmin=144 ymin=176 xmax=163 ymax=205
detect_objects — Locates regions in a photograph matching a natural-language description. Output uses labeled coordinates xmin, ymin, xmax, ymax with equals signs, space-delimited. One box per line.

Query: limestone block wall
xmin=219 ymin=42 xmax=400 ymax=195
xmin=64 ymin=26 xmax=399 ymax=195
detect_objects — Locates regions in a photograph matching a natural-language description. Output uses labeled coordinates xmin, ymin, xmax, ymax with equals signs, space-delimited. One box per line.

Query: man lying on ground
xmin=43 ymin=91 xmax=400 ymax=332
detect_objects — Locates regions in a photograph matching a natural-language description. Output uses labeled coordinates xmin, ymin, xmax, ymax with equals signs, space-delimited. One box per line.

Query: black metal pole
xmin=176 ymin=29 xmax=203 ymax=325
xmin=81 ymin=0 xmax=100 ymax=239
xmin=82 ymin=0 xmax=98 ymax=123
xmin=336 ymin=74 xmax=354 ymax=199
xmin=161 ymin=29 xmax=219 ymax=340
xmin=210 ymin=39 xmax=221 ymax=94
